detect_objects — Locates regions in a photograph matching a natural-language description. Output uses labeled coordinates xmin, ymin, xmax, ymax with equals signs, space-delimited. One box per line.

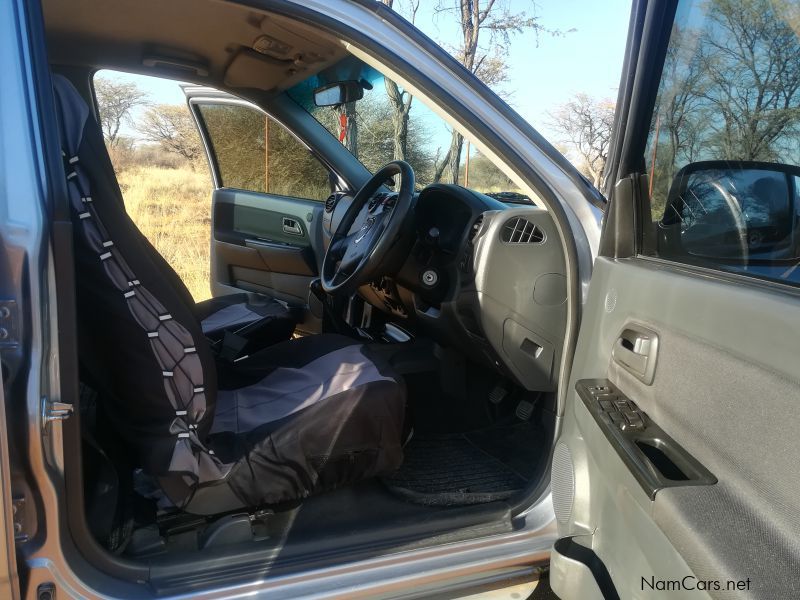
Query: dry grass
xmin=117 ymin=166 xmax=213 ymax=302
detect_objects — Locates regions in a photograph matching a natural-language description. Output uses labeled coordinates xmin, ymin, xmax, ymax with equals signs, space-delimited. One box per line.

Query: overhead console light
xmin=252 ymin=34 xmax=291 ymax=57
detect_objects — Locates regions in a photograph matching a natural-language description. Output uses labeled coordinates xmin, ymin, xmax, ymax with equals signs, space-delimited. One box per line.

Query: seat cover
xmin=53 ymin=74 xmax=405 ymax=513
xmin=54 ymin=74 xmax=225 ymax=484
xmin=195 ymin=292 xmax=294 ymax=340
xmin=53 ymin=79 xmax=295 ymax=348
xmin=205 ymin=335 xmax=405 ymax=509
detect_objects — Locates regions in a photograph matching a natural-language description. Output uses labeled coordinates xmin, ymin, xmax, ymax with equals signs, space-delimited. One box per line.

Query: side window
xmin=92 ymin=70 xmax=212 ymax=302
xmin=642 ymin=0 xmax=800 ymax=286
xmin=196 ymin=103 xmax=331 ymax=201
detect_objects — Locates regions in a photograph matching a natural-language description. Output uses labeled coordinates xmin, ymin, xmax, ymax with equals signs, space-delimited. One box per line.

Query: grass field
xmin=117 ymin=165 xmax=213 ymax=302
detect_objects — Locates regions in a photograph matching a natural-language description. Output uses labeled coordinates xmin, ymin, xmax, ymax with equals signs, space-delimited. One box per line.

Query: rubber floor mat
xmin=383 ymin=428 xmax=534 ymax=506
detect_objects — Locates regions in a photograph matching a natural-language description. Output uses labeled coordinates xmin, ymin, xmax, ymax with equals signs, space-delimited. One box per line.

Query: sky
xmin=100 ymin=0 xmax=631 ymax=151
xmin=410 ymin=0 xmax=631 ymax=141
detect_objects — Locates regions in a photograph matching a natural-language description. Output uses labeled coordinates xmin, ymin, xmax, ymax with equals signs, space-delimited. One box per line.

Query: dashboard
xmin=324 ymin=183 xmax=569 ymax=392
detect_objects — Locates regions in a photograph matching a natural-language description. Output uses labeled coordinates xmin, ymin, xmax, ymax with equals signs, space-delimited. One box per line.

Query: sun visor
xmin=224 ymin=14 xmax=347 ymax=92
xmin=223 ymin=49 xmax=296 ymax=90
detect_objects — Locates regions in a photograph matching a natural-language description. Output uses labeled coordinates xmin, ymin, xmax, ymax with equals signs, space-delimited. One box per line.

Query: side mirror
xmin=659 ymin=161 xmax=799 ymax=261
xmin=313 ymin=81 xmax=364 ymax=107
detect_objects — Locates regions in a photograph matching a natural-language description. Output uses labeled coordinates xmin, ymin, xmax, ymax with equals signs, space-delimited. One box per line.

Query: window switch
xmin=622 ymin=411 xmax=644 ymax=429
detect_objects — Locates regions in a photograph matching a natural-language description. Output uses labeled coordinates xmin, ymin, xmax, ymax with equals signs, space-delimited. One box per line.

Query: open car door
xmin=550 ymin=0 xmax=800 ymax=598
xmin=182 ymin=85 xmax=333 ymax=330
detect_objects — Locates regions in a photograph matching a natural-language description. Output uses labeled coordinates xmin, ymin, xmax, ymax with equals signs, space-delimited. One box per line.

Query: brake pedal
xmin=488 ymin=384 xmax=508 ymax=405
xmin=515 ymin=399 xmax=535 ymax=421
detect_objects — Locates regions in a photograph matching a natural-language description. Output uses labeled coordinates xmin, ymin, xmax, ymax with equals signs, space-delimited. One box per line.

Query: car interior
xmin=42 ymin=0 xmax=567 ymax=588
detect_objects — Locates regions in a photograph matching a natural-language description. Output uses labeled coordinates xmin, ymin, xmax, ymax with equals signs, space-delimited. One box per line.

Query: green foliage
xmin=308 ymin=92 xmax=437 ymax=188
xmin=459 ymin=152 xmax=522 ymax=194
xmin=198 ymin=104 xmax=330 ymax=201
xmin=268 ymin=124 xmax=331 ymax=200
xmin=198 ymin=104 xmax=265 ymax=191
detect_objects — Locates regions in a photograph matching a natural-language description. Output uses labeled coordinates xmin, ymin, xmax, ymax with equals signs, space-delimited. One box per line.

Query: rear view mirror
xmin=659 ymin=161 xmax=800 ymax=261
xmin=313 ymin=81 xmax=364 ymax=107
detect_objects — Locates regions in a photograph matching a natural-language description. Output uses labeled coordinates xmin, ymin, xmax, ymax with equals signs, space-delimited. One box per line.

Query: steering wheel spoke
xmin=328 ymin=233 xmax=353 ymax=260
xmin=330 ymin=264 xmax=350 ymax=286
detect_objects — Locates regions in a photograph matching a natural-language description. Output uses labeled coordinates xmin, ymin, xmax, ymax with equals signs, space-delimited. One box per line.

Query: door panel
xmin=553 ymin=257 xmax=800 ymax=598
xmin=183 ymin=89 xmax=333 ymax=326
xmin=210 ymin=188 xmax=324 ymax=305
xmin=553 ymin=0 xmax=800 ymax=595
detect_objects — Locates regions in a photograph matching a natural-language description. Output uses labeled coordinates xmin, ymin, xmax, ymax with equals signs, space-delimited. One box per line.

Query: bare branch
xmin=137 ymin=104 xmax=204 ymax=162
xmin=549 ymin=93 xmax=616 ymax=187
xmin=94 ymin=76 xmax=148 ymax=148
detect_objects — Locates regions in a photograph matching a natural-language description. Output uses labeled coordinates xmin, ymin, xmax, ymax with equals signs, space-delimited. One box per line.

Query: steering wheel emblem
xmin=354 ymin=216 xmax=376 ymax=244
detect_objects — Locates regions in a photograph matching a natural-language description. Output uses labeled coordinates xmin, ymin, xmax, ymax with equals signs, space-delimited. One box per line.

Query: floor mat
xmin=383 ymin=423 xmax=545 ymax=506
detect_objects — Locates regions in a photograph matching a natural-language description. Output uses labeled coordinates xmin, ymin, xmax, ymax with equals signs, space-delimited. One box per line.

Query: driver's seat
xmin=53 ymin=74 xmax=406 ymax=514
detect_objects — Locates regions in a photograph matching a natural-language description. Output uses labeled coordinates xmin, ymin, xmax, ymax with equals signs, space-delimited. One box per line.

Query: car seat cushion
xmin=200 ymin=335 xmax=406 ymax=509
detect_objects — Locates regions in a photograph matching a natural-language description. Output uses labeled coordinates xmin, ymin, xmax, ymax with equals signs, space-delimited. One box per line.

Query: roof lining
xmin=43 ymin=0 xmax=347 ymax=94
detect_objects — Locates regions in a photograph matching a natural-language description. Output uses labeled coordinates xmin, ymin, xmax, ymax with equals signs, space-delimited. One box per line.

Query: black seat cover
xmin=53 ymin=74 xmax=406 ymax=513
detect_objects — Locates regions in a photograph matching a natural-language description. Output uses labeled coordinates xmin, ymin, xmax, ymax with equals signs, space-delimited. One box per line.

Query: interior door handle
xmin=612 ymin=325 xmax=659 ymax=385
xmin=282 ymin=217 xmax=302 ymax=236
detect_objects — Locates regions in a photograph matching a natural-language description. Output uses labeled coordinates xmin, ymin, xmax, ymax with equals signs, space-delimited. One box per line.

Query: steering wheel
xmin=321 ymin=160 xmax=415 ymax=294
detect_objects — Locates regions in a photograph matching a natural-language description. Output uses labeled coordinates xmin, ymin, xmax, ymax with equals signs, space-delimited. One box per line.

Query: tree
xmin=432 ymin=0 xmax=555 ymax=184
xmin=645 ymin=0 xmax=800 ymax=216
xmin=645 ymin=25 xmax=708 ymax=215
xmin=138 ymin=104 xmax=204 ymax=163
xmin=550 ymin=94 xmax=615 ymax=187
xmin=657 ymin=26 xmax=707 ymax=168
xmin=698 ymin=0 xmax=800 ymax=161
xmin=380 ymin=0 xmax=421 ymax=162
xmin=94 ymin=76 xmax=148 ymax=148
xmin=351 ymin=93 xmax=434 ymax=180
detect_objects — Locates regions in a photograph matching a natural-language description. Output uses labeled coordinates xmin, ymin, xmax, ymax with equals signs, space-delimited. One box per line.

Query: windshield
xmin=287 ymin=56 xmax=529 ymax=200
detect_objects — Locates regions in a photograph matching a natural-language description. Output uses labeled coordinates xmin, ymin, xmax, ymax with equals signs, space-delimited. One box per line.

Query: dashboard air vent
xmin=324 ymin=193 xmax=340 ymax=213
xmin=500 ymin=217 xmax=545 ymax=244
